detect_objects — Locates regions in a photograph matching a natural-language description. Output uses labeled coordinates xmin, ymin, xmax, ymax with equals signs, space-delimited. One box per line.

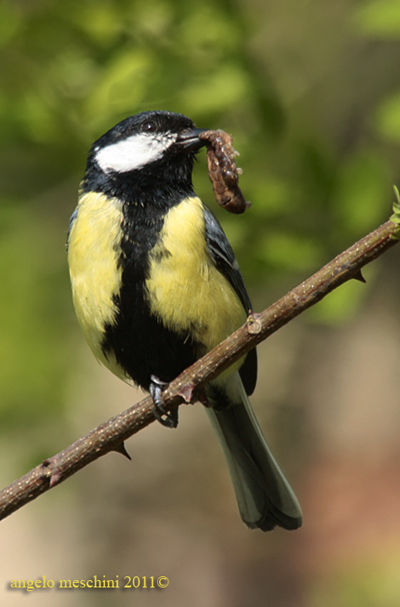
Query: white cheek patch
xmin=95 ymin=132 xmax=176 ymax=173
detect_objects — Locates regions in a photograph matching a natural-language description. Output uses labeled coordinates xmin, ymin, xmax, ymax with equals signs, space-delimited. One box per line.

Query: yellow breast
xmin=145 ymin=196 xmax=246 ymax=355
xmin=67 ymin=191 xmax=124 ymax=375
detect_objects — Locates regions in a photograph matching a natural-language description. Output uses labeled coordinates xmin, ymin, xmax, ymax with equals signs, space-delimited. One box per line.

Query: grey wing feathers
xmin=203 ymin=205 xmax=251 ymax=312
xmin=203 ymin=205 xmax=257 ymax=395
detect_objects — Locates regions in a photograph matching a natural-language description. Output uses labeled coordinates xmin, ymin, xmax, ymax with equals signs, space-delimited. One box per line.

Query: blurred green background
xmin=2 ymin=0 xmax=400 ymax=605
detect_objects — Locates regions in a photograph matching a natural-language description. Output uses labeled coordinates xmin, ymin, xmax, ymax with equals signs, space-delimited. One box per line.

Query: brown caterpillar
xmin=199 ymin=129 xmax=251 ymax=214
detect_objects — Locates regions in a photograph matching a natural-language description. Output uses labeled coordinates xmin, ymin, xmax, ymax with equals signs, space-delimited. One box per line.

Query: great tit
xmin=67 ymin=110 xmax=302 ymax=531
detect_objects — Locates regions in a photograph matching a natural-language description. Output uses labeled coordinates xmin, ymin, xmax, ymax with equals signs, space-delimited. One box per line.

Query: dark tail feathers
xmin=206 ymin=378 xmax=302 ymax=532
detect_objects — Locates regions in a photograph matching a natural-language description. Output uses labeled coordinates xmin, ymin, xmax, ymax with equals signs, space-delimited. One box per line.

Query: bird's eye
xmin=141 ymin=120 xmax=157 ymax=133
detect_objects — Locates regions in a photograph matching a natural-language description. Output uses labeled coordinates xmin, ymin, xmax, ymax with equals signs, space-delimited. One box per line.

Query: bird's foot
xmin=149 ymin=375 xmax=179 ymax=429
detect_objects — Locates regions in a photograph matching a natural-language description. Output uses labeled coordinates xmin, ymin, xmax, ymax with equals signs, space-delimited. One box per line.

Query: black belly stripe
xmin=101 ymin=194 xmax=200 ymax=390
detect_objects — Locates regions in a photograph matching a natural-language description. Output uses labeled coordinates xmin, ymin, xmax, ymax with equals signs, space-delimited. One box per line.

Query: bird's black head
xmin=82 ymin=111 xmax=207 ymax=205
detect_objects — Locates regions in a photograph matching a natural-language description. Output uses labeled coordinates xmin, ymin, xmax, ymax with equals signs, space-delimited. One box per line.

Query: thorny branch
xmin=0 ymin=214 xmax=399 ymax=522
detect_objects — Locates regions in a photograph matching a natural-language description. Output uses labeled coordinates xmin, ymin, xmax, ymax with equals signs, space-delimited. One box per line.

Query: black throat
xmin=81 ymin=149 xmax=197 ymax=211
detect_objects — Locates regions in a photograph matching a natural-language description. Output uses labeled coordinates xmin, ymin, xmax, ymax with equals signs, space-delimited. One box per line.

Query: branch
xmin=1 ymin=216 xmax=399 ymax=522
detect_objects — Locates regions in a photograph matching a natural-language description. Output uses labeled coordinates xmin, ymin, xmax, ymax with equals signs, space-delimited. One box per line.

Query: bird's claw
xmin=149 ymin=375 xmax=179 ymax=428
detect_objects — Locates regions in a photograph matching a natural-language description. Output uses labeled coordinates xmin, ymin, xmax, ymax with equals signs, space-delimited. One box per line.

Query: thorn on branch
xmin=177 ymin=384 xmax=195 ymax=403
xmin=111 ymin=442 xmax=132 ymax=460
xmin=353 ymin=269 xmax=366 ymax=283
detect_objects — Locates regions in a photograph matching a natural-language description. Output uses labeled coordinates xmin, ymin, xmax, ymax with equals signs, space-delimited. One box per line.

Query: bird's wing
xmin=203 ymin=204 xmax=257 ymax=395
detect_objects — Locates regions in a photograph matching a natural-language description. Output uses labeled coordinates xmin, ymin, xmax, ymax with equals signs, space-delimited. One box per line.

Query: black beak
xmin=176 ymin=127 xmax=208 ymax=151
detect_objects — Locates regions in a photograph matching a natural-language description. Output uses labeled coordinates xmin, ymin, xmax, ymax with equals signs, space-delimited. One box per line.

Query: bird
xmin=67 ymin=110 xmax=302 ymax=531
